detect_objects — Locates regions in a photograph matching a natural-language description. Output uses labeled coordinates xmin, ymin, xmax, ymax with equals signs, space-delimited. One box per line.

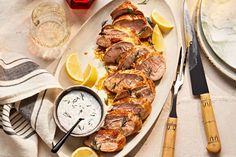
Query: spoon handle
xmin=51 ymin=118 xmax=84 ymax=153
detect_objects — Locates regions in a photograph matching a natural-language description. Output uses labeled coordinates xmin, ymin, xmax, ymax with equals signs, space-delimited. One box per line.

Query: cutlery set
xmin=162 ymin=1 xmax=221 ymax=156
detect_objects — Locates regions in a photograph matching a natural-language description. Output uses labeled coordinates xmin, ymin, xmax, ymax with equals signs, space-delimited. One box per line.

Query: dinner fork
xmin=161 ymin=47 xmax=187 ymax=157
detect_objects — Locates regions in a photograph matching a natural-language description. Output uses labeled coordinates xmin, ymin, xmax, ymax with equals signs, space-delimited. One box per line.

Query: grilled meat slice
xmin=118 ymin=46 xmax=154 ymax=70
xmin=138 ymin=26 xmax=153 ymax=39
xmin=114 ymin=89 xmax=132 ymax=100
xmin=103 ymin=110 xmax=142 ymax=136
xmin=103 ymin=41 xmax=134 ymax=63
xmin=97 ymin=25 xmax=140 ymax=48
xmin=113 ymin=14 xmax=147 ymax=33
xmin=131 ymin=80 xmax=155 ymax=102
xmin=134 ymin=46 xmax=154 ymax=58
xmin=104 ymin=69 xmax=155 ymax=103
xmin=84 ymin=129 xmax=126 ymax=152
xmin=113 ymin=79 xmax=155 ymax=102
xmin=104 ymin=69 xmax=147 ymax=93
xmin=112 ymin=97 xmax=152 ymax=120
xmin=97 ymin=36 xmax=112 ymax=48
xmin=103 ymin=30 xmax=128 ymax=43
xmin=117 ymin=48 xmax=136 ymax=70
xmin=111 ymin=1 xmax=144 ymax=20
xmin=101 ymin=25 xmax=138 ymax=39
xmin=97 ymin=26 xmax=128 ymax=48
xmin=136 ymin=52 xmax=166 ymax=81
xmin=111 ymin=1 xmax=151 ymax=37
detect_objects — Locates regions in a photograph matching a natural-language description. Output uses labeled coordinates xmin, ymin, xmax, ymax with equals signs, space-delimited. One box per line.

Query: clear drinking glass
xmin=30 ymin=2 xmax=70 ymax=60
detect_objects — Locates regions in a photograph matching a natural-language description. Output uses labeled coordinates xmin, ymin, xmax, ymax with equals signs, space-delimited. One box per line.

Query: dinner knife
xmin=162 ymin=47 xmax=187 ymax=157
xmin=183 ymin=0 xmax=221 ymax=153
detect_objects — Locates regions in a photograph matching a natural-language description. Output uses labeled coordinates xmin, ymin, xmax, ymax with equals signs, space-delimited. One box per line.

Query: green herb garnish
xmin=146 ymin=17 xmax=154 ymax=28
xmin=101 ymin=19 xmax=108 ymax=28
xmin=137 ymin=0 xmax=149 ymax=5
xmin=92 ymin=140 xmax=101 ymax=151
xmin=138 ymin=26 xmax=148 ymax=36
xmin=121 ymin=118 xmax=128 ymax=127
xmin=104 ymin=98 xmax=108 ymax=105
xmin=111 ymin=82 xmax=117 ymax=89
xmin=127 ymin=8 xmax=135 ymax=15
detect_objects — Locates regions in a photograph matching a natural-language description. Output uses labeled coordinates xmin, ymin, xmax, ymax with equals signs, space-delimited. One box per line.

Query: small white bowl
xmin=53 ymin=86 xmax=106 ymax=137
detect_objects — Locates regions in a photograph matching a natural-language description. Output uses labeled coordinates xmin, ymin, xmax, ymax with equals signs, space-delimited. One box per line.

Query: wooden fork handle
xmin=200 ymin=93 xmax=221 ymax=153
xmin=162 ymin=117 xmax=177 ymax=157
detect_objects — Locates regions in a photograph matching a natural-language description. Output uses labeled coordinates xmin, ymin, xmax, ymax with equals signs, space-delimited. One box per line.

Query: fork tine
xmin=182 ymin=50 xmax=188 ymax=75
xmin=175 ymin=47 xmax=183 ymax=79
xmin=177 ymin=47 xmax=183 ymax=71
xmin=178 ymin=46 xmax=183 ymax=66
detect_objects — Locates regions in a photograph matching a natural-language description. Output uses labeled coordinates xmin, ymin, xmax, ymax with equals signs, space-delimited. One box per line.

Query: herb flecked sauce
xmin=57 ymin=90 xmax=102 ymax=134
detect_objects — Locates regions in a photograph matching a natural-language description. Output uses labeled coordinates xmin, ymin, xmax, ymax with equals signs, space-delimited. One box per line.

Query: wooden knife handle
xmin=162 ymin=117 xmax=177 ymax=157
xmin=200 ymin=93 xmax=221 ymax=153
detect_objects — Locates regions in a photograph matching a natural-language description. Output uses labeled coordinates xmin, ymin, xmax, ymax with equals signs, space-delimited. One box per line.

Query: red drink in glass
xmin=66 ymin=0 xmax=95 ymax=9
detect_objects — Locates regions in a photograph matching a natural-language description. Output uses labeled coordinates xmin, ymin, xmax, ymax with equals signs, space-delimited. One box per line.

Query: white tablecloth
xmin=0 ymin=0 xmax=235 ymax=156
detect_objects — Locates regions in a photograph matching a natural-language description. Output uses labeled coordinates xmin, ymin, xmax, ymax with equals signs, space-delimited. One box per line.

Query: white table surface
xmin=0 ymin=0 xmax=235 ymax=157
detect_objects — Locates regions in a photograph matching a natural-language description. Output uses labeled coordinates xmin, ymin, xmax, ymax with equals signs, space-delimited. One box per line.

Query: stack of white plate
xmin=195 ymin=0 xmax=236 ymax=80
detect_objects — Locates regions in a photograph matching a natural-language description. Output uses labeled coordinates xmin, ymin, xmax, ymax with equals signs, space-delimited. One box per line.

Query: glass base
xmin=28 ymin=38 xmax=66 ymax=60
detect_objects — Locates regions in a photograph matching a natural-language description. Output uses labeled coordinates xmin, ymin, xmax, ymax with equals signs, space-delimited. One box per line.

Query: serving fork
xmin=161 ymin=47 xmax=187 ymax=157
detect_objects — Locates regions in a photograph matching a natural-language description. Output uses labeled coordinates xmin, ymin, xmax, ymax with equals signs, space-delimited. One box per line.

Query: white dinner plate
xmin=195 ymin=0 xmax=236 ymax=80
xmin=54 ymin=0 xmax=180 ymax=156
xmin=200 ymin=0 xmax=236 ymax=70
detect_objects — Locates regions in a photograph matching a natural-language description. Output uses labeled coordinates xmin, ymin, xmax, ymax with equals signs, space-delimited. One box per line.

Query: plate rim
xmin=199 ymin=0 xmax=236 ymax=70
xmin=195 ymin=0 xmax=236 ymax=81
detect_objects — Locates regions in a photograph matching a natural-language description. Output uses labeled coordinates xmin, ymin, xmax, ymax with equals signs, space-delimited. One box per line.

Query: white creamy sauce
xmin=57 ymin=90 xmax=102 ymax=134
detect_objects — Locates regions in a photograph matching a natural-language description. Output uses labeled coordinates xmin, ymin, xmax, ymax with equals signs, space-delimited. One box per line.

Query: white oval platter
xmin=54 ymin=0 xmax=180 ymax=156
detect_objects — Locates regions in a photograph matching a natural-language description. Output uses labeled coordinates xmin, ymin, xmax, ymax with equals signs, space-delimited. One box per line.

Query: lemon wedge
xmin=71 ymin=147 xmax=98 ymax=157
xmin=95 ymin=74 xmax=108 ymax=90
xmin=152 ymin=24 xmax=165 ymax=52
xmin=66 ymin=53 xmax=98 ymax=87
xmin=82 ymin=63 xmax=98 ymax=87
xmin=151 ymin=10 xmax=173 ymax=33
xmin=66 ymin=53 xmax=83 ymax=83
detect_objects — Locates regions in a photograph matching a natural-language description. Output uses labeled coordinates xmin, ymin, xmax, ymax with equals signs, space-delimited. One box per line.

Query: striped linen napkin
xmin=0 ymin=52 xmax=62 ymax=157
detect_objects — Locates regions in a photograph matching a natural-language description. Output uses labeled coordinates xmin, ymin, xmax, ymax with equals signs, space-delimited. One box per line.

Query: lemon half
xmin=151 ymin=10 xmax=173 ymax=33
xmin=66 ymin=53 xmax=83 ymax=83
xmin=152 ymin=24 xmax=165 ymax=52
xmin=71 ymin=147 xmax=98 ymax=157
